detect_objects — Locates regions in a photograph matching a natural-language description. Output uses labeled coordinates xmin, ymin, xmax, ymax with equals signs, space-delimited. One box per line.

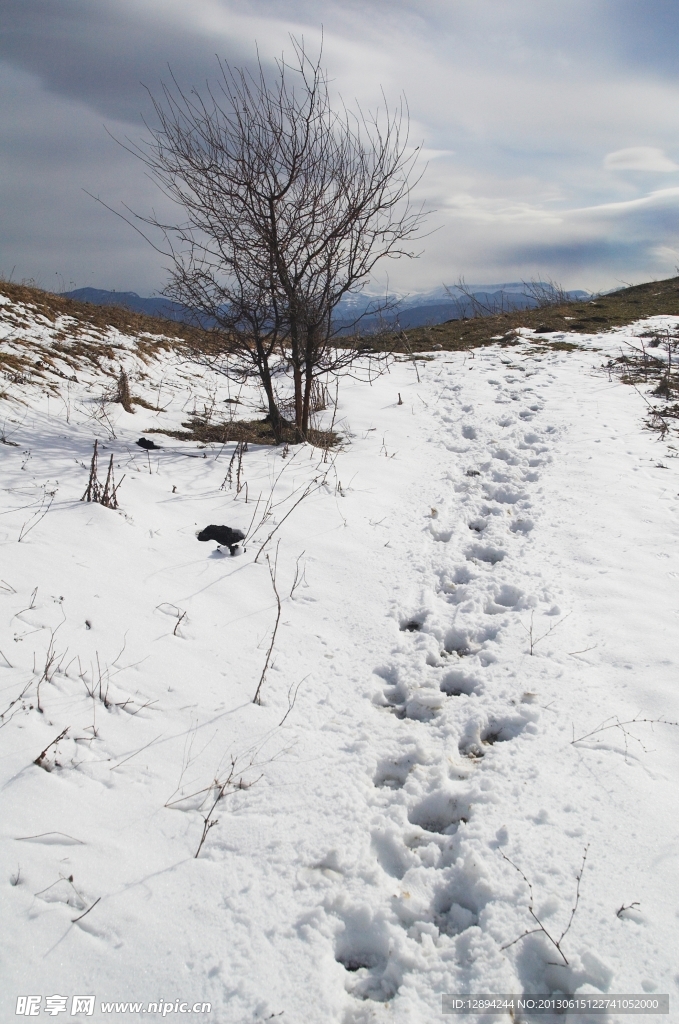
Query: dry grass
xmin=6 ymin=276 xmax=679 ymax=421
xmin=605 ymin=326 xmax=679 ymax=436
xmin=0 ymin=279 xmax=223 ymax=352
xmin=150 ymin=415 xmax=339 ymax=448
xmin=0 ymin=280 xmax=232 ymax=398
xmin=7 ymin=275 xmax=679 ymax=369
xmin=365 ymin=275 xmax=679 ymax=353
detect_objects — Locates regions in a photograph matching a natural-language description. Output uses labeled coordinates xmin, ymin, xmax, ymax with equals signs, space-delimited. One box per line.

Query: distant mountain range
xmin=62 ymin=288 xmax=189 ymax=321
xmin=63 ymin=284 xmax=591 ymax=333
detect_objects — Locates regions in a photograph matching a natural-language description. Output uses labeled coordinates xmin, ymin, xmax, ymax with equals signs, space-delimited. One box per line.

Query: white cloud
xmin=604 ymin=147 xmax=679 ymax=172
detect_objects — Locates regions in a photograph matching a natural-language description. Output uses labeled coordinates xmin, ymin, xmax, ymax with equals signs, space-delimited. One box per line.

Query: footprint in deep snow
xmin=484 ymin=583 xmax=529 ymax=614
xmin=458 ymin=716 xmax=528 ymax=758
xmin=332 ymin=905 xmax=400 ymax=1002
xmin=468 ymin=517 xmax=488 ymax=533
xmin=407 ymin=791 xmax=471 ymax=835
xmin=440 ymin=667 xmax=482 ymax=697
xmin=510 ymin=517 xmax=534 ymax=534
xmin=465 ymin=543 xmax=506 ymax=564
xmin=373 ymin=751 xmax=422 ymax=789
xmin=483 ymin=482 xmax=526 ymax=504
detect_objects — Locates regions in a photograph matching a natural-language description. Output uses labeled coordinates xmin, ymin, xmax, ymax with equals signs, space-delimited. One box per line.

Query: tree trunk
xmin=254 ymin=342 xmax=285 ymax=444
xmin=292 ymin=364 xmax=305 ymax=442
xmin=301 ymin=364 xmax=313 ymax=437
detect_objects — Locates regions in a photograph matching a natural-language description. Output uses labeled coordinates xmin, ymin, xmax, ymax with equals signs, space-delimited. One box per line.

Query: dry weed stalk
xmin=113 ymin=368 xmax=133 ymax=412
xmin=1 ymin=680 xmax=33 ymax=728
xmin=81 ymin=440 xmax=124 ymax=508
xmin=279 ymin=675 xmax=307 ymax=727
xmin=571 ymin=713 xmax=679 ymax=760
xmin=166 ymin=745 xmax=265 ymax=858
xmin=253 ymin=480 xmax=318 ymax=563
xmin=221 ymin=439 xmax=248 ymax=492
xmin=500 ymin=846 xmax=589 ymax=966
xmin=607 ymin=333 xmax=679 ymax=438
xmin=34 ymin=727 xmax=69 ymax=771
xmin=36 ymin=630 xmax=62 ymax=713
xmin=253 ymin=548 xmax=282 ymax=705
xmin=289 ymin=552 xmax=307 ymax=599
xmin=194 ymin=762 xmax=241 ymax=858
xmin=521 ymin=610 xmax=569 ymax=656
xmin=18 ymin=485 xmax=57 ymax=542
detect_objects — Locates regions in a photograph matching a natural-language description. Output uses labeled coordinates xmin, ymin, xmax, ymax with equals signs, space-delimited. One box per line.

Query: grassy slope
xmin=0 ymin=280 xmax=218 ymax=350
xmin=4 ymin=275 xmax=679 ymax=364
xmin=384 ymin=274 xmax=679 ymax=352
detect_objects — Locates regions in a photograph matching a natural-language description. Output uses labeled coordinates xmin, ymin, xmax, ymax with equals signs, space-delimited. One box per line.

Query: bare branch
xmin=500 ymin=846 xmax=589 ymax=966
xmin=253 ymin=549 xmax=282 ymax=705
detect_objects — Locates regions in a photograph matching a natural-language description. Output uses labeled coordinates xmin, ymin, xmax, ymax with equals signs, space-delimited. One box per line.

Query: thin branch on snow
xmin=571 ymin=713 xmax=679 ymax=755
xmin=500 ymin=846 xmax=589 ymax=966
xmin=253 ymin=547 xmax=282 ymax=705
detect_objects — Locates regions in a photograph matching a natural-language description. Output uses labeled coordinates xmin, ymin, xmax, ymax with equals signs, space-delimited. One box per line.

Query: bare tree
xmin=117 ymin=38 xmax=426 ymax=441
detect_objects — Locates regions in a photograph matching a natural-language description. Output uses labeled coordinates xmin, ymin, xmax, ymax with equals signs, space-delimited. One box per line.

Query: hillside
xmin=385 ymin=274 xmax=679 ymax=352
xmin=0 ymin=279 xmax=220 ymax=371
xmin=6 ymin=275 xmax=679 ymax=365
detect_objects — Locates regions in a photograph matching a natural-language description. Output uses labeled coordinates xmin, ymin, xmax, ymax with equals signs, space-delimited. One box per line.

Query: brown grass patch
xmin=130 ymin=396 xmax=160 ymax=411
xmin=0 ymin=279 xmax=226 ymax=354
xmin=363 ymin=275 xmax=679 ymax=354
xmin=150 ymin=415 xmax=339 ymax=448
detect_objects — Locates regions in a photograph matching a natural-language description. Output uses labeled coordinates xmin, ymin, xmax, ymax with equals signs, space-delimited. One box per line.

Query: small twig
xmin=289 ymin=552 xmax=307 ymax=599
xmin=34 ymin=727 xmax=69 ymax=769
xmin=15 ymin=831 xmax=85 ymax=844
xmin=571 ymin=713 xmax=679 ymax=746
xmin=194 ymin=757 xmax=239 ymax=857
xmin=616 ymin=901 xmax=640 ymax=918
xmin=173 ymin=611 xmax=187 ymax=636
xmin=521 ymin=611 xmax=570 ymax=655
xmin=253 ymin=548 xmax=282 ymax=705
xmin=499 ymin=846 xmax=589 ymax=966
xmin=72 ymin=896 xmax=101 ymax=924
xmin=254 ymin=481 xmax=317 ymax=563
xmin=109 ymin=734 xmax=163 ymax=771
xmin=279 ymin=675 xmax=308 ymax=727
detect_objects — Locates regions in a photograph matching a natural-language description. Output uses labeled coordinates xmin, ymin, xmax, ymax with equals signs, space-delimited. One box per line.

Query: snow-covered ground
xmin=1 ymin=295 xmax=678 ymax=1023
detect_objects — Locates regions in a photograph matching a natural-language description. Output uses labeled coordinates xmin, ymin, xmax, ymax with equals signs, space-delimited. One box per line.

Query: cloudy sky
xmin=2 ymin=0 xmax=679 ymax=297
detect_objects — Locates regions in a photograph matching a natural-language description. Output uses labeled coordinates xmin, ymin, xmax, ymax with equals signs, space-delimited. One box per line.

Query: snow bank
xmin=1 ymin=295 xmax=678 ymax=1022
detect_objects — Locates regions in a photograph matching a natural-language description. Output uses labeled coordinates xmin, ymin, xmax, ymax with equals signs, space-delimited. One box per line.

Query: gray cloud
xmin=0 ymin=0 xmax=258 ymax=123
xmin=3 ymin=0 xmax=679 ymax=295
